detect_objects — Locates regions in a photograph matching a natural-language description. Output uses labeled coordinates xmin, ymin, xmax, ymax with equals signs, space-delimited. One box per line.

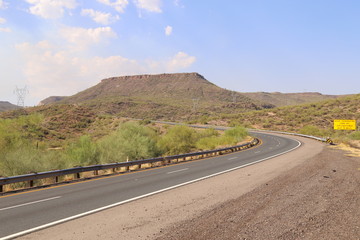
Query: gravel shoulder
xmin=157 ymin=139 xmax=360 ymax=240
xmin=19 ymin=135 xmax=359 ymax=240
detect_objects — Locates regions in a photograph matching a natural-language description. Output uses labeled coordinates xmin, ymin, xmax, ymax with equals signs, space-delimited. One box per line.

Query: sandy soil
xmin=19 ymin=135 xmax=358 ymax=240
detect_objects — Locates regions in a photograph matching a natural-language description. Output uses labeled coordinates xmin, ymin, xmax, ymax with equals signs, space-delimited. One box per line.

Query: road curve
xmin=0 ymin=132 xmax=300 ymax=239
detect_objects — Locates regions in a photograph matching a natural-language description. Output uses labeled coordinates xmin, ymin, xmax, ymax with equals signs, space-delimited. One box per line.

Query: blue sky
xmin=1 ymin=0 xmax=360 ymax=106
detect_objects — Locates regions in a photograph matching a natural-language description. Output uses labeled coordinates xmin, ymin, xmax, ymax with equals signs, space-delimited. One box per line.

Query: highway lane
xmin=0 ymin=132 xmax=301 ymax=239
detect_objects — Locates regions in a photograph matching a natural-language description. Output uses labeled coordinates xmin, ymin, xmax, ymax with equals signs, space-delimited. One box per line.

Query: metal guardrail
xmin=249 ymin=129 xmax=334 ymax=144
xmin=0 ymin=138 xmax=259 ymax=193
xmin=155 ymin=122 xmax=334 ymax=144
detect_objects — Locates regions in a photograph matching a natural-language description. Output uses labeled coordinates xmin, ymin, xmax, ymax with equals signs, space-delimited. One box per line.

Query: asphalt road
xmin=0 ymin=132 xmax=301 ymax=239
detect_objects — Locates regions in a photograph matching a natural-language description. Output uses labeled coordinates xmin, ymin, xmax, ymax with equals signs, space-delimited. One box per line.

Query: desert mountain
xmin=61 ymin=73 xmax=270 ymax=106
xmin=0 ymin=101 xmax=20 ymax=112
xmin=40 ymin=73 xmax=273 ymax=120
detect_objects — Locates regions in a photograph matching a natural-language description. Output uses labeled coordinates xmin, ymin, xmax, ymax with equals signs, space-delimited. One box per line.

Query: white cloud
xmin=59 ymin=26 xmax=117 ymax=50
xmin=16 ymin=42 xmax=196 ymax=102
xmin=0 ymin=27 xmax=11 ymax=32
xmin=165 ymin=25 xmax=172 ymax=36
xmin=0 ymin=0 xmax=8 ymax=9
xmin=97 ymin=0 xmax=128 ymax=13
xmin=133 ymin=0 xmax=162 ymax=13
xmin=81 ymin=8 xmax=119 ymax=25
xmin=166 ymin=52 xmax=196 ymax=71
xmin=0 ymin=17 xmax=6 ymax=24
xmin=26 ymin=0 xmax=77 ymax=19
xmin=15 ymin=41 xmax=143 ymax=100
xmin=173 ymin=0 xmax=183 ymax=8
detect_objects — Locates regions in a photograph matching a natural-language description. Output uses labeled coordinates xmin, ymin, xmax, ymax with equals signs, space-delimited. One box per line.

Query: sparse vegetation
xmin=1 ymin=74 xmax=360 ymax=178
xmin=0 ymin=115 xmax=248 ymax=177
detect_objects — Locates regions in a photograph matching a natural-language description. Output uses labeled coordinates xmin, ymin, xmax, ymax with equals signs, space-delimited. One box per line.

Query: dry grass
xmin=330 ymin=143 xmax=360 ymax=157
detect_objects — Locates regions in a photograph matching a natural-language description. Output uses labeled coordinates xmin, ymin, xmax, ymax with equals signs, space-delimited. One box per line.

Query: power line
xmin=13 ymin=86 xmax=29 ymax=107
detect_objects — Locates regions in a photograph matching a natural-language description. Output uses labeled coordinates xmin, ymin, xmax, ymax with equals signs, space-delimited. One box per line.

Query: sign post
xmin=333 ymin=120 xmax=357 ymax=131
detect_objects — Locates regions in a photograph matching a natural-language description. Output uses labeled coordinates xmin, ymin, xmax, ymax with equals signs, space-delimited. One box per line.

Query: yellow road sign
xmin=334 ymin=120 xmax=357 ymax=130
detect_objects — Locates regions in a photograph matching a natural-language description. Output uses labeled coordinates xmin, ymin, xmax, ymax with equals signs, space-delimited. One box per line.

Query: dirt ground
xmin=19 ymin=136 xmax=360 ymax=240
xmin=157 ymin=143 xmax=360 ymax=240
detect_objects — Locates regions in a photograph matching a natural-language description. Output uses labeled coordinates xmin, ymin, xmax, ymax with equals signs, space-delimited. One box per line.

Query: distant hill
xmin=0 ymin=101 xmax=20 ymax=112
xmin=242 ymin=92 xmax=346 ymax=107
xmin=39 ymin=96 xmax=67 ymax=105
xmin=40 ymin=73 xmax=274 ymax=120
xmin=224 ymin=94 xmax=360 ymax=134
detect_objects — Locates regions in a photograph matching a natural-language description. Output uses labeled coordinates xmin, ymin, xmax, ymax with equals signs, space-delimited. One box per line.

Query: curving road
xmin=0 ymin=132 xmax=301 ymax=239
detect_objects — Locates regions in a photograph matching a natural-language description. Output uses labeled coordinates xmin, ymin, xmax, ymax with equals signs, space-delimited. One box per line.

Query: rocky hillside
xmin=242 ymin=92 xmax=345 ymax=107
xmin=40 ymin=73 xmax=274 ymax=120
xmin=0 ymin=101 xmax=19 ymax=112
xmin=62 ymin=73 xmax=269 ymax=105
xmin=221 ymin=94 xmax=360 ymax=136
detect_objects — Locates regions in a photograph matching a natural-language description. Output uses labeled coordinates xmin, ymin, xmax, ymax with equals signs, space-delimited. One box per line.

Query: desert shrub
xmin=66 ymin=135 xmax=100 ymax=167
xmin=198 ymin=128 xmax=219 ymax=138
xmin=349 ymin=131 xmax=360 ymax=140
xmin=196 ymin=137 xmax=220 ymax=150
xmin=99 ymin=122 xmax=159 ymax=163
xmin=157 ymin=125 xmax=197 ymax=155
xmin=299 ymin=125 xmax=325 ymax=137
xmin=223 ymin=126 xmax=248 ymax=144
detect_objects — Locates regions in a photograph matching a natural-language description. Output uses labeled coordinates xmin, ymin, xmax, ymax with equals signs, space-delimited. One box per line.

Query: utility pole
xmin=14 ymin=86 xmax=29 ymax=107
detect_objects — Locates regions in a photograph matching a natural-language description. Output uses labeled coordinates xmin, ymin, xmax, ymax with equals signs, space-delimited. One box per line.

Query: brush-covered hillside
xmin=40 ymin=73 xmax=274 ymax=120
xmin=242 ymin=92 xmax=344 ymax=107
xmin=0 ymin=73 xmax=272 ymax=142
xmin=0 ymin=101 xmax=19 ymax=112
xmin=219 ymin=94 xmax=360 ymax=140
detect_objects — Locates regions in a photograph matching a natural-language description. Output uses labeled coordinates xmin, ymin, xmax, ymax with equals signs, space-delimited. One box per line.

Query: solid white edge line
xmin=0 ymin=196 xmax=61 ymax=211
xmin=1 ymin=139 xmax=302 ymax=240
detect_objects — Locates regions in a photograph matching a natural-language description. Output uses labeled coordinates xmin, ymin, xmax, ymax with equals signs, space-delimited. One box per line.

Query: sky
xmin=1 ymin=0 xmax=360 ymax=106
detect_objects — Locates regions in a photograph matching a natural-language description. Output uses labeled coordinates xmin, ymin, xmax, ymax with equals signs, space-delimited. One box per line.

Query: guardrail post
xmin=94 ymin=170 xmax=98 ymax=176
xmin=29 ymin=180 xmax=34 ymax=188
xmin=55 ymin=176 xmax=59 ymax=183
xmin=0 ymin=185 xmax=3 ymax=193
xmin=74 ymin=173 xmax=80 ymax=179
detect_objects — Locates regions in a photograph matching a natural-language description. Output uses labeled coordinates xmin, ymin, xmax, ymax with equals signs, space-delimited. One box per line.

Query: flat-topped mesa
xmin=38 ymin=72 xmax=271 ymax=112
xmin=101 ymin=72 xmax=207 ymax=83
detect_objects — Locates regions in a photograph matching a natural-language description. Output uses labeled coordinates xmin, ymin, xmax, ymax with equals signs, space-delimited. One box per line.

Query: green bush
xmin=196 ymin=136 xmax=221 ymax=150
xmin=157 ymin=125 xmax=197 ymax=155
xmin=98 ymin=122 xmax=159 ymax=163
xmin=299 ymin=125 xmax=325 ymax=137
xmin=66 ymin=135 xmax=100 ymax=167
xmin=224 ymin=126 xmax=248 ymax=144
xmin=349 ymin=131 xmax=360 ymax=140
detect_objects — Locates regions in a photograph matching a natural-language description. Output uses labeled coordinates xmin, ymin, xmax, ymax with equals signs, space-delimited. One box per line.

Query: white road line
xmin=228 ymin=157 xmax=238 ymax=160
xmin=0 ymin=196 xmax=61 ymax=211
xmin=1 ymin=139 xmax=302 ymax=240
xmin=167 ymin=168 xmax=189 ymax=174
